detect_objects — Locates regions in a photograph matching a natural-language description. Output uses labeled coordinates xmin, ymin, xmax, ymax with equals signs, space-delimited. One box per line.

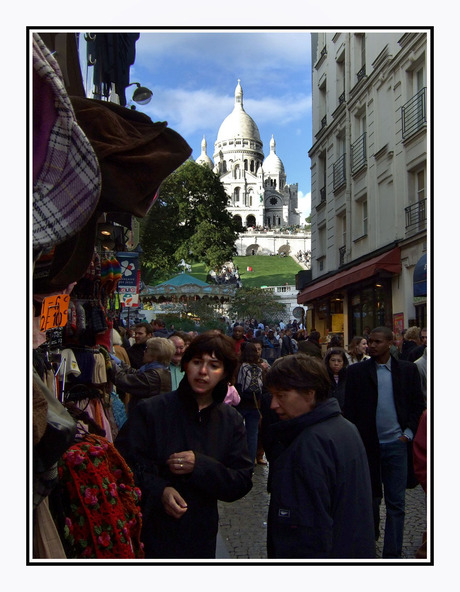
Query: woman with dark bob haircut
xmin=115 ymin=330 xmax=253 ymax=559
xmin=265 ymin=353 xmax=331 ymax=403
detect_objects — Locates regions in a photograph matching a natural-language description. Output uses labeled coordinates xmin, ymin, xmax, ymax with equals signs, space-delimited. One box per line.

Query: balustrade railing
xmin=402 ymin=87 xmax=426 ymax=140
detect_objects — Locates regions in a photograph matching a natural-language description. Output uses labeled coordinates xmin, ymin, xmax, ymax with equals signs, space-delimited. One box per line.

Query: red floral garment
xmin=57 ymin=434 xmax=144 ymax=559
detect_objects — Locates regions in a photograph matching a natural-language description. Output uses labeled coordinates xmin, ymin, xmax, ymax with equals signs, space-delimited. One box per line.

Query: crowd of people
xmin=207 ymin=262 xmax=242 ymax=286
xmin=95 ymin=319 xmax=427 ymax=559
xmin=34 ymin=309 xmax=428 ymax=560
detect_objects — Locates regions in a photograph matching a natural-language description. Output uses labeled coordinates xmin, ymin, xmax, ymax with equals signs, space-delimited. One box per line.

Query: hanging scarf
xmin=57 ymin=433 xmax=144 ymax=558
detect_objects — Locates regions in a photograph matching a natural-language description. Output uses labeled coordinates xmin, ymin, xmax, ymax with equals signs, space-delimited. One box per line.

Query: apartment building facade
xmin=297 ymin=30 xmax=429 ymax=346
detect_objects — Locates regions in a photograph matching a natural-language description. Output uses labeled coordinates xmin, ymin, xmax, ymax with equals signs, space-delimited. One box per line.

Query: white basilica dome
xmin=216 ymin=80 xmax=261 ymax=143
xmin=263 ymin=135 xmax=285 ymax=175
xmin=195 ymin=135 xmax=214 ymax=169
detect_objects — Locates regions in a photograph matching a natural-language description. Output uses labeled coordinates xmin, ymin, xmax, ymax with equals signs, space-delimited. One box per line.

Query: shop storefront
xmin=297 ymin=247 xmax=401 ymax=346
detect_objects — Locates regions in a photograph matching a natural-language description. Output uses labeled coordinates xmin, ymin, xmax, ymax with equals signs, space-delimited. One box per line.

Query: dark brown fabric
xmin=34 ymin=99 xmax=191 ymax=294
xmin=70 ymin=97 xmax=192 ymax=217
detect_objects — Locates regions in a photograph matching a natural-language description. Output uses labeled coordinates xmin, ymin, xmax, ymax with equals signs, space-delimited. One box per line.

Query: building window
xmin=353 ymin=196 xmax=368 ymax=242
xmin=234 ymin=187 xmax=240 ymax=202
xmin=356 ymin=33 xmax=366 ymax=81
xmin=405 ymin=167 xmax=426 ymax=232
xmin=351 ymin=114 xmax=367 ymax=174
xmin=333 ymin=154 xmax=346 ymax=191
xmin=350 ymin=280 xmax=392 ymax=337
xmin=336 ymin=50 xmax=346 ymax=106
xmin=362 ymin=199 xmax=368 ymax=236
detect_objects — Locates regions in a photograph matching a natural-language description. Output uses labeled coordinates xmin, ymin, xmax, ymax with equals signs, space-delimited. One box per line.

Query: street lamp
xmin=127 ymin=82 xmax=153 ymax=106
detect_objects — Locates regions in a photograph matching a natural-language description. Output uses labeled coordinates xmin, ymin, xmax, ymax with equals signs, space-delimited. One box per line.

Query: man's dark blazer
xmin=343 ymin=355 xmax=426 ymax=498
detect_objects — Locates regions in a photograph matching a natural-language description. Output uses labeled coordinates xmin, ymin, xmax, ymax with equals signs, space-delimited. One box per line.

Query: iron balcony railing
xmin=402 ymin=88 xmax=426 ymax=140
xmin=333 ymin=153 xmax=346 ymax=190
xmin=405 ymin=199 xmax=427 ymax=231
xmin=339 ymin=245 xmax=346 ymax=266
xmin=351 ymin=132 xmax=367 ymax=174
xmin=357 ymin=64 xmax=366 ymax=82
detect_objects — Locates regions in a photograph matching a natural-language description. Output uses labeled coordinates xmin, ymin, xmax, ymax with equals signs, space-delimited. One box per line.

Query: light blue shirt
xmin=170 ymin=363 xmax=185 ymax=390
xmin=375 ymin=358 xmax=413 ymax=443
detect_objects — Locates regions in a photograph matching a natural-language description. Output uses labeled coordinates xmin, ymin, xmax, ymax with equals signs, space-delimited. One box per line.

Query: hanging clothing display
xmin=56 ymin=433 xmax=144 ymax=559
xmin=32 ymin=30 xmax=192 ymax=561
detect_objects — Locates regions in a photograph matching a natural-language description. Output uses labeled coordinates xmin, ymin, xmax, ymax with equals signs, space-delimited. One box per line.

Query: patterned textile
xmin=57 ymin=434 xmax=144 ymax=558
xmin=33 ymin=33 xmax=101 ymax=250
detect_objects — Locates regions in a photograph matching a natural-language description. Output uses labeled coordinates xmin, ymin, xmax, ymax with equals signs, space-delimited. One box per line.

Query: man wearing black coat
xmin=127 ymin=322 xmax=153 ymax=369
xmin=343 ymin=326 xmax=425 ymax=558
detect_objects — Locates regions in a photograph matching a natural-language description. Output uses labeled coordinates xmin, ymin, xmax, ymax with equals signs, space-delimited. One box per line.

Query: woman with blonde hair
xmin=346 ymin=336 xmax=370 ymax=365
xmin=109 ymin=337 xmax=175 ymax=414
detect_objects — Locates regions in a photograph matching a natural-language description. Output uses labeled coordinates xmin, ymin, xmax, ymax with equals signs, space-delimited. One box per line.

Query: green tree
xmin=140 ymin=161 xmax=242 ymax=282
xmin=228 ymin=287 xmax=287 ymax=325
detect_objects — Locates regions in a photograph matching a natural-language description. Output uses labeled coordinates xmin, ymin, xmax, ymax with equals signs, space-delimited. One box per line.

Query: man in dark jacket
xmin=344 ymin=326 xmax=425 ymax=558
xmin=127 ymin=322 xmax=153 ymax=369
xmin=280 ymin=327 xmax=294 ymax=356
xmin=297 ymin=330 xmax=322 ymax=358
xmin=263 ymin=353 xmax=375 ymax=559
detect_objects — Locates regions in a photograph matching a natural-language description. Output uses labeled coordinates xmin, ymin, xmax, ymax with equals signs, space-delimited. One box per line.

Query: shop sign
xmin=120 ymin=293 xmax=139 ymax=308
xmin=40 ymin=294 xmax=70 ymax=332
xmin=393 ymin=312 xmax=404 ymax=336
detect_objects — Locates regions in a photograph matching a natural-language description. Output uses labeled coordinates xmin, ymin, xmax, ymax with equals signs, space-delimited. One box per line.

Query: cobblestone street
xmin=217 ymin=461 xmax=427 ymax=562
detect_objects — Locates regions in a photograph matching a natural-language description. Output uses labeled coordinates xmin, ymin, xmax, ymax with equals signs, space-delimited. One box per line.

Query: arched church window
xmin=244 ymin=160 xmax=248 ymax=171
xmin=234 ymin=187 xmax=240 ymax=202
xmin=250 ymin=160 xmax=254 ymax=172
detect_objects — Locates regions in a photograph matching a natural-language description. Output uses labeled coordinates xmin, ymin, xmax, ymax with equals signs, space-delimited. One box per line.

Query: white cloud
xmin=297 ymin=191 xmax=311 ymax=218
xmin=142 ymin=85 xmax=311 ymax=141
xmin=141 ymin=86 xmax=231 ymax=139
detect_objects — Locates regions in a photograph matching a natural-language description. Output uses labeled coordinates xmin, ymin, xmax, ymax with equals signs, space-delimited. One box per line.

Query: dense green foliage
xmin=140 ymin=161 xmax=242 ymax=283
xmin=228 ymin=287 xmax=287 ymax=325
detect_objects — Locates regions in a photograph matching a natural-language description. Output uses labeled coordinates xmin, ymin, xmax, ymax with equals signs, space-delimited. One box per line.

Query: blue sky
xmin=80 ymin=29 xmax=312 ymax=219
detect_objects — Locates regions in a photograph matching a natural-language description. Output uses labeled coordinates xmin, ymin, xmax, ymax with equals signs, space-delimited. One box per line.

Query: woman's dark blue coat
xmin=265 ymin=398 xmax=375 ymax=559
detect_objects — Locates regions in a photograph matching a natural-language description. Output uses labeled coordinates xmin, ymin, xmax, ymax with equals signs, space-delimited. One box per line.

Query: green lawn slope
xmin=189 ymin=256 xmax=303 ymax=288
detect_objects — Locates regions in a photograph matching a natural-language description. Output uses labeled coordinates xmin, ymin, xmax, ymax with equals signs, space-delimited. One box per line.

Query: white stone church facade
xmin=196 ymin=80 xmax=300 ymax=229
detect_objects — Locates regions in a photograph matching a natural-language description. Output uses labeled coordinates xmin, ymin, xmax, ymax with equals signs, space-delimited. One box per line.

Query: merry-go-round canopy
xmin=140 ymin=273 xmax=237 ymax=300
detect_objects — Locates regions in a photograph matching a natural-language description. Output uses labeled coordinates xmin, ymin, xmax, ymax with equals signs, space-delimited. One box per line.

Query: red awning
xmin=297 ymin=247 xmax=401 ymax=304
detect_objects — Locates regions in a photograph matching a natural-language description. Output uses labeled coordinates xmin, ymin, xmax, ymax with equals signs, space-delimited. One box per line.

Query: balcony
xmin=351 ymin=132 xmax=367 ymax=175
xmin=402 ymin=88 xmax=426 ymax=140
xmin=333 ymin=154 xmax=346 ymax=191
xmin=357 ymin=64 xmax=366 ymax=82
xmin=339 ymin=245 xmax=346 ymax=266
xmin=315 ymin=115 xmax=328 ymax=140
xmin=405 ymin=199 xmax=427 ymax=232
